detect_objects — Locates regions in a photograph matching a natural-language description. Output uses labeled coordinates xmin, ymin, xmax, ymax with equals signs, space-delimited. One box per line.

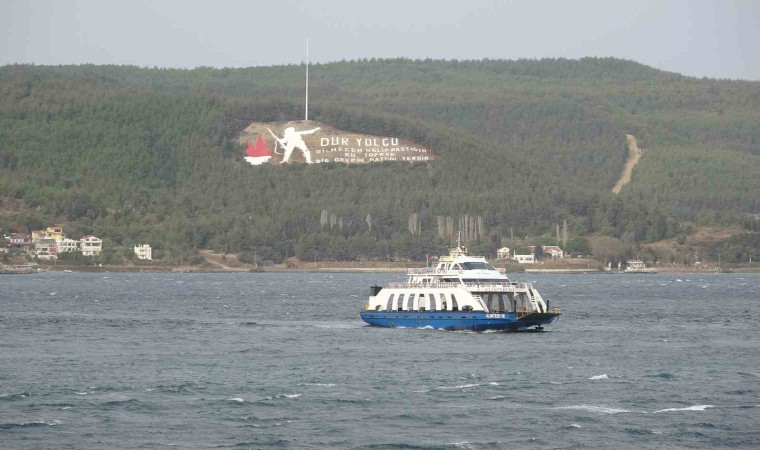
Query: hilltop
xmin=1 ymin=58 xmax=759 ymax=266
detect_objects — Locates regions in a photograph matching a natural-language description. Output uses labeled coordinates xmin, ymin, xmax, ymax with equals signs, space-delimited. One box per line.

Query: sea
xmin=1 ymin=271 xmax=759 ymax=449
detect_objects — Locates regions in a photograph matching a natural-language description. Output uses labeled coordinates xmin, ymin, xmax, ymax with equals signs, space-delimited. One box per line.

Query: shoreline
xmin=18 ymin=264 xmax=760 ymax=274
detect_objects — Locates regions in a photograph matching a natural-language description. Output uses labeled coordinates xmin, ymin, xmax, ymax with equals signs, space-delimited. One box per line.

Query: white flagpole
xmin=305 ymin=37 xmax=309 ymax=121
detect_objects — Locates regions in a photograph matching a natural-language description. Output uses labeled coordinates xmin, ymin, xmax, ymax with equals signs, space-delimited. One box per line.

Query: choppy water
xmin=1 ymin=272 xmax=759 ymax=449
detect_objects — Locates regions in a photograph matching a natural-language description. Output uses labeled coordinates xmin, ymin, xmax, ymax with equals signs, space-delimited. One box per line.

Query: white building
xmin=528 ymin=245 xmax=565 ymax=260
xmin=496 ymin=247 xmax=511 ymax=259
xmin=57 ymin=238 xmax=80 ymax=254
xmin=514 ymin=254 xmax=536 ymax=264
xmin=541 ymin=246 xmax=565 ymax=259
xmin=134 ymin=244 xmax=152 ymax=261
xmin=80 ymin=235 xmax=103 ymax=256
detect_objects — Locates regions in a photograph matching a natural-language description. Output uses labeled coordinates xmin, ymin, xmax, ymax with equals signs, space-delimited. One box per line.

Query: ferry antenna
xmin=305 ymin=37 xmax=309 ymax=121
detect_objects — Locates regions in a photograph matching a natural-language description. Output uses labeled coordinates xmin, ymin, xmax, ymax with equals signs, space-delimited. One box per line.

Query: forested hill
xmin=1 ymin=58 xmax=759 ymax=264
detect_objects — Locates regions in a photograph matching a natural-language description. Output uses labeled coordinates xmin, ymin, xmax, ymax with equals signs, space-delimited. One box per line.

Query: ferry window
xmin=397 ymin=294 xmax=405 ymax=311
xmin=498 ymin=294 xmax=505 ymax=312
xmin=418 ymin=293 xmax=427 ymax=311
xmin=453 ymin=264 xmax=463 ymax=271
xmin=440 ymin=293 xmax=447 ymax=310
xmin=428 ymin=294 xmax=436 ymax=311
xmin=451 ymin=294 xmax=459 ymax=311
xmin=461 ymin=262 xmax=496 ymax=271
xmin=386 ymin=294 xmax=395 ymax=312
xmin=406 ymin=294 xmax=415 ymax=311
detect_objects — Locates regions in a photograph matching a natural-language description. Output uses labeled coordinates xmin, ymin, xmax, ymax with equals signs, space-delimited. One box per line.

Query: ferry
xmin=624 ymin=260 xmax=657 ymax=273
xmin=360 ymin=239 xmax=561 ymax=331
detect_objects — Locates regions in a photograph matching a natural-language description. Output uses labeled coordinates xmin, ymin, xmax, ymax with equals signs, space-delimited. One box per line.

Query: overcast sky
xmin=2 ymin=0 xmax=759 ymax=80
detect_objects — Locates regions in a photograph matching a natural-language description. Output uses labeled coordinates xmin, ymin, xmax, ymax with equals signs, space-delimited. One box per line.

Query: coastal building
xmin=496 ymin=247 xmax=511 ymax=259
xmin=32 ymin=226 xmax=65 ymax=242
xmin=80 ymin=235 xmax=103 ymax=256
xmin=528 ymin=245 xmax=565 ymax=260
xmin=57 ymin=238 xmax=80 ymax=254
xmin=7 ymin=233 xmax=31 ymax=247
xmin=34 ymin=238 xmax=58 ymax=260
xmin=134 ymin=244 xmax=152 ymax=261
xmin=541 ymin=246 xmax=565 ymax=259
xmin=514 ymin=254 xmax=536 ymax=264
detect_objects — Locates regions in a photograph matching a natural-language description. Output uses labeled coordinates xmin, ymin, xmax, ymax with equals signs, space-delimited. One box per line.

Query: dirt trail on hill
xmin=612 ymin=134 xmax=643 ymax=193
xmin=199 ymin=250 xmax=248 ymax=271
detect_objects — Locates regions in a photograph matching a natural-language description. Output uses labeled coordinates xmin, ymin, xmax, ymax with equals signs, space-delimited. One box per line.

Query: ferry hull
xmin=360 ymin=311 xmax=559 ymax=332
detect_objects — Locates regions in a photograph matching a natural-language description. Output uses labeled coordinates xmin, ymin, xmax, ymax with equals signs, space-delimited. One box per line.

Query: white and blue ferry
xmin=360 ymin=240 xmax=561 ymax=332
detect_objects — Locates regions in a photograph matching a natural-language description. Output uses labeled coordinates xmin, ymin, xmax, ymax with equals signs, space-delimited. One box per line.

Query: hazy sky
xmin=2 ymin=0 xmax=759 ymax=80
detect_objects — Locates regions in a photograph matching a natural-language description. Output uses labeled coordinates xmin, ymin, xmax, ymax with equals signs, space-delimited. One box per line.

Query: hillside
xmin=1 ymin=58 xmax=759 ymax=265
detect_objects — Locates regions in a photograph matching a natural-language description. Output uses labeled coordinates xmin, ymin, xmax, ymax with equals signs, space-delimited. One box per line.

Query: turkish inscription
xmin=240 ymin=121 xmax=435 ymax=166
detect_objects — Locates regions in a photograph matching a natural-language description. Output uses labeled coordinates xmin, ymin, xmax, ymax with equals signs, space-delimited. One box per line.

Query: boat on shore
xmin=360 ymin=239 xmax=561 ymax=332
xmin=624 ymin=260 xmax=657 ymax=274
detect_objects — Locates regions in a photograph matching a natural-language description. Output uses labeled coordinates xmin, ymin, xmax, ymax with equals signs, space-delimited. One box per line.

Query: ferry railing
xmin=406 ymin=267 xmax=437 ymax=275
xmin=386 ymin=281 xmax=460 ymax=289
xmin=407 ymin=267 xmax=510 ymax=275
xmin=385 ymin=281 xmax=533 ymax=291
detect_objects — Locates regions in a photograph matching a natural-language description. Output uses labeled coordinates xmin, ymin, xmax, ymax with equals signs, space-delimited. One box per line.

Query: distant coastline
xmin=25 ymin=262 xmax=760 ymax=274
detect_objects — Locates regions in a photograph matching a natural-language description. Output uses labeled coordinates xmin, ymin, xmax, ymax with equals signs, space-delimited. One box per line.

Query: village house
xmin=496 ymin=247 xmax=511 ymax=259
xmin=514 ymin=254 xmax=536 ymax=264
xmin=134 ymin=244 xmax=152 ymax=261
xmin=80 ymin=235 xmax=103 ymax=256
xmin=528 ymin=245 xmax=565 ymax=260
xmin=6 ymin=233 xmax=31 ymax=247
xmin=541 ymin=245 xmax=565 ymax=259
xmin=34 ymin=238 xmax=58 ymax=260
xmin=32 ymin=226 xmax=65 ymax=242
xmin=57 ymin=238 xmax=80 ymax=254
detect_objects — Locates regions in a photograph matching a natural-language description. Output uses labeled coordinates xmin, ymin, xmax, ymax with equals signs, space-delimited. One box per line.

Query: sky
xmin=2 ymin=0 xmax=759 ymax=80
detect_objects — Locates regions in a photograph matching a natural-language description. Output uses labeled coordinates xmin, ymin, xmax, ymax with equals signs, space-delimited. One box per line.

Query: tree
xmin=565 ymin=237 xmax=590 ymax=256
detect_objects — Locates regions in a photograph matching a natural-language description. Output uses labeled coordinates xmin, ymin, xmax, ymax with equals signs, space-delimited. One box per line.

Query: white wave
xmin=305 ymin=383 xmax=336 ymax=387
xmin=284 ymin=394 xmax=301 ymax=399
xmin=588 ymin=374 xmax=609 ymax=380
xmin=75 ymin=392 xmax=88 ymax=395
xmin=570 ymin=423 xmax=582 ymax=428
xmin=314 ymin=324 xmax=355 ymax=329
xmin=227 ymin=397 xmax=244 ymax=402
xmin=488 ymin=382 xmax=499 ymax=385
xmin=653 ymin=405 xmax=713 ymax=413
xmin=15 ymin=420 xmax=60 ymax=426
xmin=447 ymin=440 xmax=503 ymax=448
xmin=554 ymin=405 xmax=630 ymax=414
xmin=438 ymin=383 xmax=480 ymax=390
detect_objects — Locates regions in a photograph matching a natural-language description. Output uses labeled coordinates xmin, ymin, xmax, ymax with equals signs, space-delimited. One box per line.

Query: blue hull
xmin=360 ymin=311 xmax=559 ymax=332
